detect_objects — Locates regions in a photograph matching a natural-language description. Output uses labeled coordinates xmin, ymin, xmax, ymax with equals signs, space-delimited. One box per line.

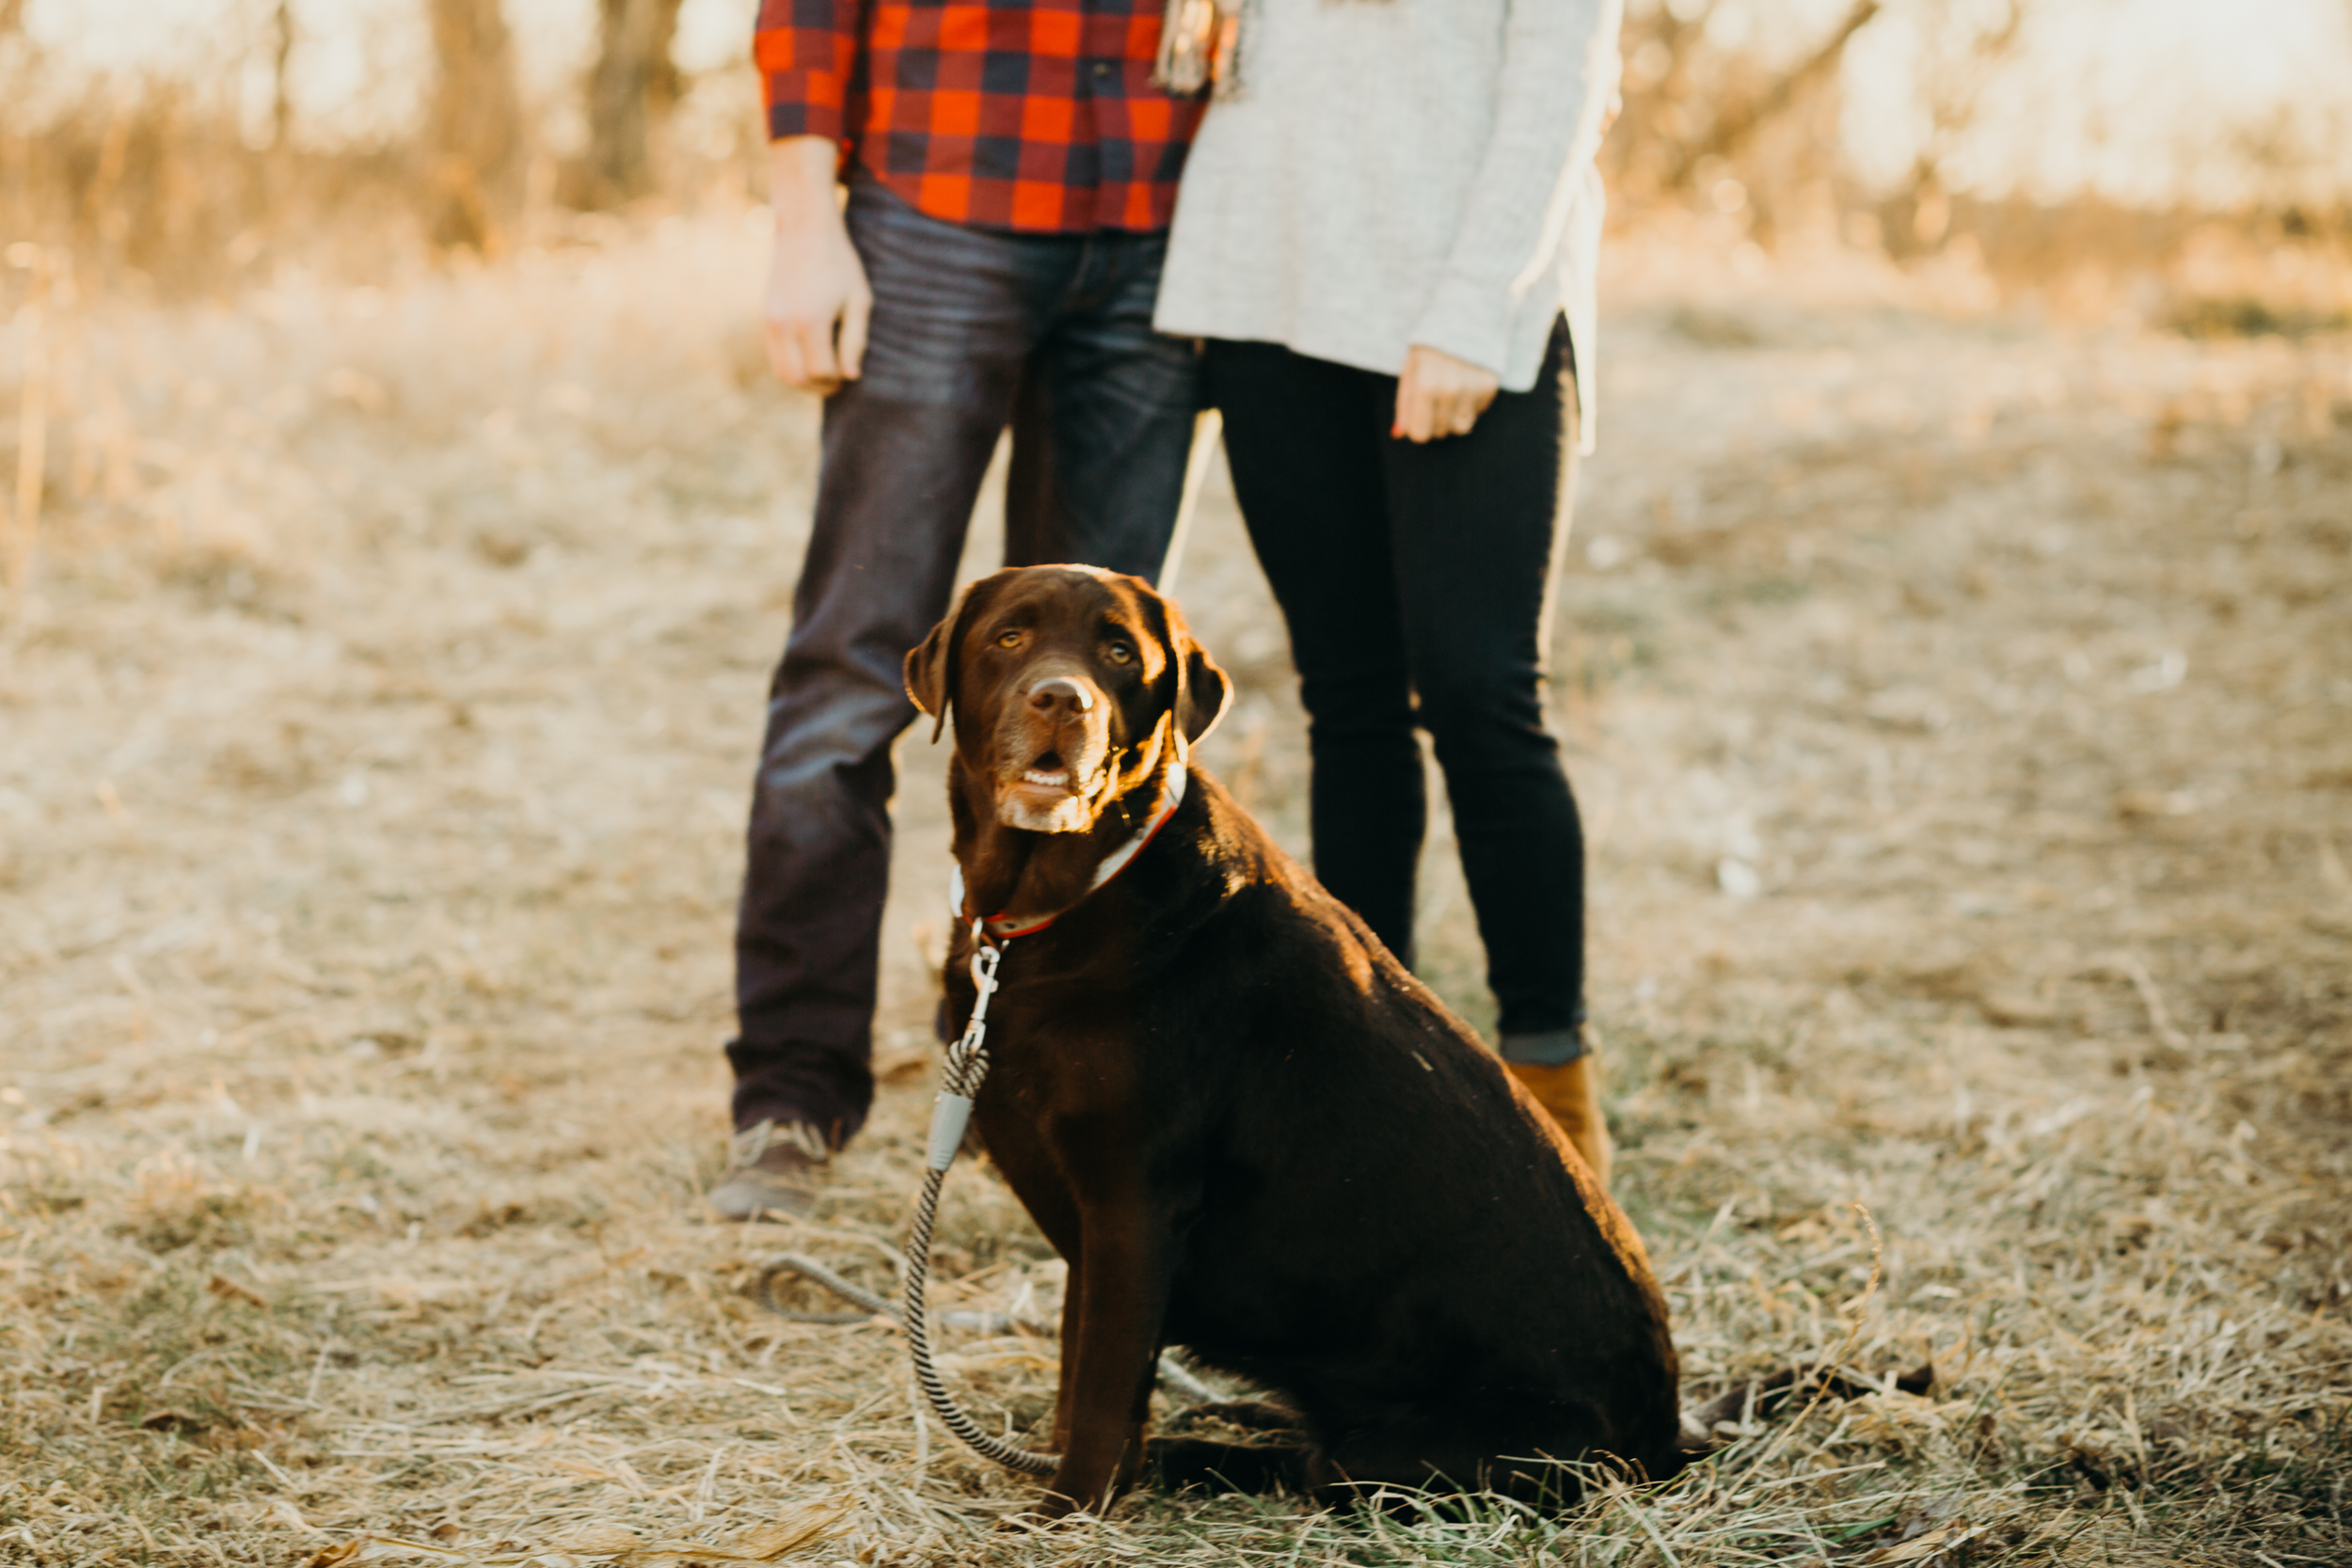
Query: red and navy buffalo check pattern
xmin=756 ymin=0 xmax=1204 ymax=234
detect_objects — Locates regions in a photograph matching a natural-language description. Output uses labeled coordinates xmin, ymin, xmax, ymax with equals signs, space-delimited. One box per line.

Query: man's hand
xmin=763 ymin=135 xmax=872 ymax=395
xmin=1392 ymin=345 xmax=1501 ymax=442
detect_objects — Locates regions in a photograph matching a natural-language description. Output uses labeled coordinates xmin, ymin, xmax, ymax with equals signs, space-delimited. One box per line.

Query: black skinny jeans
xmin=1203 ymin=321 xmax=1587 ymax=1057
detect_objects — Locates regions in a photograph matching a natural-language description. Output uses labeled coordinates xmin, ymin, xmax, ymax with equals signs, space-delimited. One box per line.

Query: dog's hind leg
xmin=1148 ymin=1435 xmax=1311 ymax=1495
xmin=1303 ymin=1415 xmax=1625 ymax=1513
xmin=1163 ymin=1399 xmax=1305 ymax=1435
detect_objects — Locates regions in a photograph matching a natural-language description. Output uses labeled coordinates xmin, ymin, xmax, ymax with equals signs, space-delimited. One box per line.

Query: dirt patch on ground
xmin=3 ymin=220 xmax=2347 ymax=1566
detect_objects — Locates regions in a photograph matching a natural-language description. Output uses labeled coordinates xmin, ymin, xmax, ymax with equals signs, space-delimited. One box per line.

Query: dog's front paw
xmin=1008 ymin=1481 xmax=1119 ymax=1528
xmin=996 ymin=1495 xmax=1076 ymax=1531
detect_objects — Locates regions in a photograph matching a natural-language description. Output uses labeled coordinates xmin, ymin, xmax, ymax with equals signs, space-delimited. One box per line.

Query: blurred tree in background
xmin=1606 ymin=0 xmax=2036 ymax=256
xmin=574 ymin=0 xmax=687 ymax=210
xmin=1610 ymin=0 xmax=1883 ymax=213
xmin=0 ymin=0 xmax=2344 ymax=316
xmin=422 ymin=0 xmax=524 ymax=254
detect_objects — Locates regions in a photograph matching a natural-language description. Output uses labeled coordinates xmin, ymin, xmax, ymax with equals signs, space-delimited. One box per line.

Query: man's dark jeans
xmin=1203 ymin=321 xmax=1587 ymax=1056
xmin=728 ymin=174 xmax=1199 ymax=1144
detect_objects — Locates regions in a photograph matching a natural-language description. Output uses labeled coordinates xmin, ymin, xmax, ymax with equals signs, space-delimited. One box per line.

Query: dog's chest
xmin=977 ymin=1006 xmax=1136 ymax=1121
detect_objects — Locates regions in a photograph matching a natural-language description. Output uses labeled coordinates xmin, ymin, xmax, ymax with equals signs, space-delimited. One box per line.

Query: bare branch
xmin=1664 ymin=0 xmax=1882 ymax=189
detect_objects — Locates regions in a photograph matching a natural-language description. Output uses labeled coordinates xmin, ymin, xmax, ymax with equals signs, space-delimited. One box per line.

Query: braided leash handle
xmin=902 ymin=1162 xmax=1059 ymax=1476
xmin=902 ymin=932 xmax=1062 ymax=1477
xmin=767 ymin=927 xmax=1217 ymax=1474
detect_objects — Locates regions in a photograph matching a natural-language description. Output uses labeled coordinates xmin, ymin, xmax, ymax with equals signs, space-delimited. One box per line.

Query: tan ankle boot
xmin=1505 ymin=1056 xmax=1613 ymax=1187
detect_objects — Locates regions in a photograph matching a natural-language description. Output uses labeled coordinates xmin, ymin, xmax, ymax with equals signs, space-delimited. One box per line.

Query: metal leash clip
xmin=927 ymin=925 xmax=999 ymax=1172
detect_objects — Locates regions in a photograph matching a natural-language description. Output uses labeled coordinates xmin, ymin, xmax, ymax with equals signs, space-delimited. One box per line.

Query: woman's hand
xmin=1392 ymin=345 xmax=1500 ymax=442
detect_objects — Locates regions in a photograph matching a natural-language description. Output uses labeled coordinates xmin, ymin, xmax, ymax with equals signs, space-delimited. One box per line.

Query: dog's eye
xmin=995 ymin=629 xmax=1025 ymax=650
xmin=1104 ymin=641 xmax=1134 ymax=665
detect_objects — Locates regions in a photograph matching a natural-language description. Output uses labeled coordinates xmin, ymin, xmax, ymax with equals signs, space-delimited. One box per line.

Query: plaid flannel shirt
xmin=755 ymin=0 xmax=1204 ymax=234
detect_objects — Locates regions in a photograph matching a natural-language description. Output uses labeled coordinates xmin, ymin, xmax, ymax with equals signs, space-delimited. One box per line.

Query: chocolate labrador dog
xmin=905 ymin=564 xmax=1684 ymax=1518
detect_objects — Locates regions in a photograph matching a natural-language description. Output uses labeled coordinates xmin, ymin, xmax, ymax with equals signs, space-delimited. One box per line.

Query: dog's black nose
xmin=1028 ymin=675 xmax=1095 ymax=715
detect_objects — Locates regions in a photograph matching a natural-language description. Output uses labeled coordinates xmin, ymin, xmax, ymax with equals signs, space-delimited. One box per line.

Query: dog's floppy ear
xmin=905 ymin=578 xmax=989 ymax=744
xmin=1177 ymin=638 xmax=1232 ymax=745
xmin=1137 ymin=583 xmax=1232 ymax=748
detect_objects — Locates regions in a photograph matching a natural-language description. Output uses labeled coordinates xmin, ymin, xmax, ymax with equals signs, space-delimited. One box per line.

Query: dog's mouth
xmin=1009 ymin=750 xmax=1077 ymax=797
xmin=995 ymin=743 xmax=1108 ymax=832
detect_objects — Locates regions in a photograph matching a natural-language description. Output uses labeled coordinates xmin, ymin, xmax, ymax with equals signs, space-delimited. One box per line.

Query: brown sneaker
xmin=707 ymin=1119 xmax=832 ymax=1221
xmin=1502 ymin=1041 xmax=1613 ymax=1188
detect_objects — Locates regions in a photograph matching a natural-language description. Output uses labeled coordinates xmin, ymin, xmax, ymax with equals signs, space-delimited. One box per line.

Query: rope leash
xmin=754 ymin=1252 xmax=1041 ymax=1333
xmin=897 ymin=931 xmax=1062 ymax=1475
xmin=755 ymin=1243 xmax=1219 ymax=1420
xmin=753 ymin=931 xmax=1059 ymax=1475
xmin=754 ymin=924 xmax=1222 ymax=1474
xmin=758 ymin=777 xmax=1213 ymax=1476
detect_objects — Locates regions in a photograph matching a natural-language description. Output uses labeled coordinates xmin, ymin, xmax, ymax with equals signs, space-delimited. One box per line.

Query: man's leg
xmin=725 ymin=397 xmax=998 ymax=1137
xmin=1032 ymin=231 xmax=1201 ymax=581
xmin=719 ymin=179 xmax=1074 ymax=1217
xmin=1003 ymin=359 xmax=1069 ymax=569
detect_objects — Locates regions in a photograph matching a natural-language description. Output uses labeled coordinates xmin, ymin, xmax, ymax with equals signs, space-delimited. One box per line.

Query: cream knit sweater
xmin=1152 ymin=0 xmax=1622 ymax=448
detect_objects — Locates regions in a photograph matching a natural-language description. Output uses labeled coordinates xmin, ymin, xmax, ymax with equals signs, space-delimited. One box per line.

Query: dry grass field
xmin=2 ymin=215 xmax=2348 ymax=1567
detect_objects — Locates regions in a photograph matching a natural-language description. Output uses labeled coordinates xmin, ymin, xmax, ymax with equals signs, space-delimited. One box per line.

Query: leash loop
xmin=766 ymin=912 xmax=1224 ymax=1473
xmin=902 ymin=926 xmax=1060 ymax=1477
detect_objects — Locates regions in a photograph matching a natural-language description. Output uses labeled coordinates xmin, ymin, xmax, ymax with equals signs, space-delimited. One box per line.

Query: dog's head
xmin=905 ymin=565 xmax=1230 ymax=833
